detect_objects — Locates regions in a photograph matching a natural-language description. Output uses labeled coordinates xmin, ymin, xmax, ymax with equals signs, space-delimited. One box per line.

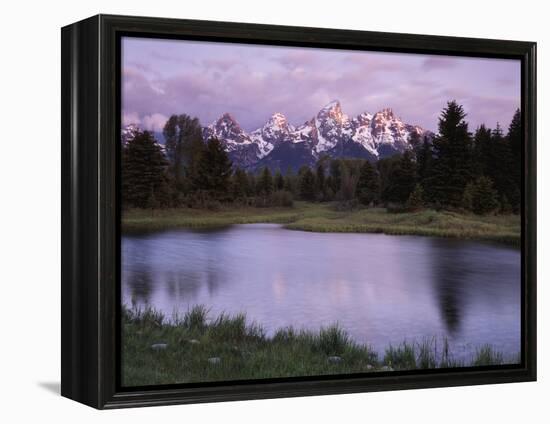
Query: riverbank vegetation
xmin=122 ymin=305 xmax=513 ymax=387
xmin=122 ymin=202 xmax=520 ymax=245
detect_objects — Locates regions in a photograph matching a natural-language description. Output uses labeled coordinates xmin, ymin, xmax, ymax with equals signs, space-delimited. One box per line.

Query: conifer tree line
xmin=121 ymin=101 xmax=521 ymax=215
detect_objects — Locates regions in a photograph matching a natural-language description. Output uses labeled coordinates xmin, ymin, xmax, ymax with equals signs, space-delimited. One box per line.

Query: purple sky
xmin=122 ymin=37 xmax=521 ymax=133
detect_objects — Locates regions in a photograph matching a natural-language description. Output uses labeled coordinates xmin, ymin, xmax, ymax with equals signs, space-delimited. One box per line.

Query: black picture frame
xmin=61 ymin=14 xmax=537 ymax=409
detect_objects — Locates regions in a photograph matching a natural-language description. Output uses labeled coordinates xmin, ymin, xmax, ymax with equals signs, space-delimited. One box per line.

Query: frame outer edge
xmin=62 ymin=14 xmax=537 ymax=409
xmin=61 ymin=14 xmax=103 ymax=409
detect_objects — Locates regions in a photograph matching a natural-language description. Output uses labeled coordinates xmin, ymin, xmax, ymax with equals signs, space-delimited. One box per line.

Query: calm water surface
xmin=122 ymin=224 xmax=521 ymax=362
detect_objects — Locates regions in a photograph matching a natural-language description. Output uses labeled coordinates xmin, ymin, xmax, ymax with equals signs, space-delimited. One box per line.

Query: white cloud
xmin=141 ymin=113 xmax=168 ymax=132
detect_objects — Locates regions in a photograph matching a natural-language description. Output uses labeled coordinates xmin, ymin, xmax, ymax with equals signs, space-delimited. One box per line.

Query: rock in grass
xmin=328 ymin=356 xmax=343 ymax=364
xmin=380 ymin=365 xmax=394 ymax=372
xmin=188 ymin=339 xmax=200 ymax=345
xmin=207 ymin=357 xmax=221 ymax=365
xmin=366 ymin=364 xmax=374 ymax=370
xmin=151 ymin=343 xmax=168 ymax=350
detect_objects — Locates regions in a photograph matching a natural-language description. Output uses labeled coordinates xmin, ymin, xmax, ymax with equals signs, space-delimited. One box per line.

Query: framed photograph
xmin=61 ymin=14 xmax=536 ymax=409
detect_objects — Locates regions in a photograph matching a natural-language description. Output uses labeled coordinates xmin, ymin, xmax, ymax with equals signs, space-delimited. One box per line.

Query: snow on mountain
xmin=203 ymin=101 xmax=432 ymax=170
xmin=121 ymin=101 xmax=432 ymax=171
xmin=250 ymin=112 xmax=294 ymax=158
xmin=121 ymin=123 xmax=141 ymax=146
xmin=202 ymin=113 xmax=261 ymax=168
xmin=121 ymin=123 xmax=166 ymax=155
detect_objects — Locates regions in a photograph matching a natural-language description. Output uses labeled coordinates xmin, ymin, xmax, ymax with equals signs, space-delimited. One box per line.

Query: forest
xmin=122 ymin=101 xmax=522 ymax=216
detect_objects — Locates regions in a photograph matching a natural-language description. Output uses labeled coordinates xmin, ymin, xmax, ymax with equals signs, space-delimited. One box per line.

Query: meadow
xmin=122 ymin=202 xmax=520 ymax=245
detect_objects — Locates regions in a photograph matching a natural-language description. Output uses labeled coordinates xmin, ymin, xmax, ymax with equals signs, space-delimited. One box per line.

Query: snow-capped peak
xmin=320 ymin=99 xmax=342 ymax=112
xmin=203 ymin=113 xmax=252 ymax=147
xmin=200 ymin=101 xmax=432 ymax=170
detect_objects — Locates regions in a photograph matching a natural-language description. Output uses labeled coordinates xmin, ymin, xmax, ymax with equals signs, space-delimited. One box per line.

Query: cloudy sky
xmin=122 ymin=36 xmax=521 ymax=133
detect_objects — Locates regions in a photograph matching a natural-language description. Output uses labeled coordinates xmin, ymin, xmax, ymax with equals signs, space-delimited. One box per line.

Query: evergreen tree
xmin=462 ymin=176 xmax=499 ymax=215
xmin=431 ymin=101 xmax=473 ymax=207
xmin=283 ymin=166 xmax=295 ymax=194
xmin=274 ymin=169 xmax=285 ymax=191
xmin=122 ymin=130 xmax=167 ymax=208
xmin=257 ymin=167 xmax=274 ymax=196
xmin=163 ymin=114 xmax=204 ymax=183
xmin=378 ymin=155 xmax=402 ymax=203
xmin=247 ymin=172 xmax=257 ymax=196
xmin=316 ymin=163 xmax=326 ymax=199
xmin=384 ymin=150 xmax=417 ymax=203
xmin=406 ymin=184 xmax=425 ymax=211
xmin=508 ymin=109 xmax=522 ymax=165
xmin=329 ymin=159 xmax=342 ymax=193
xmin=507 ymin=109 xmax=522 ymax=210
xmin=356 ymin=161 xmax=380 ymax=205
xmin=415 ymin=137 xmax=434 ymax=200
xmin=191 ymin=137 xmax=233 ymax=198
xmin=232 ymin=167 xmax=249 ymax=199
xmin=472 ymin=125 xmax=493 ymax=178
xmin=299 ymin=168 xmax=317 ymax=201
xmin=339 ymin=164 xmax=357 ymax=201
xmin=487 ymin=124 xmax=516 ymax=206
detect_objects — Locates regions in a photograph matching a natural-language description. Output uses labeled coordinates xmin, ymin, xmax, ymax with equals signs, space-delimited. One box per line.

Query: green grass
xmin=122 ymin=305 xmax=516 ymax=387
xmin=122 ymin=202 xmax=520 ymax=245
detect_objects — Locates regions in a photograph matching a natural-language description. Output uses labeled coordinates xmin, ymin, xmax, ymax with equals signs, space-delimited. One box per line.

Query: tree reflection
xmin=429 ymin=239 xmax=470 ymax=335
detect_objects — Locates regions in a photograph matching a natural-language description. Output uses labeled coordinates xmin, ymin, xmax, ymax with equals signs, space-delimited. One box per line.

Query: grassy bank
xmin=122 ymin=202 xmax=520 ymax=245
xmin=122 ymin=305 xmax=513 ymax=387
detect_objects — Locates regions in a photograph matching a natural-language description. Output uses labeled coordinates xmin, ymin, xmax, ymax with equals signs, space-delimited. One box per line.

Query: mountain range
xmin=122 ymin=100 xmax=433 ymax=173
xmin=202 ymin=100 xmax=433 ymax=171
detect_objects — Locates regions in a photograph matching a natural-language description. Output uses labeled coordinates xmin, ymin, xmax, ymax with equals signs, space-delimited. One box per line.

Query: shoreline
xmin=122 ymin=202 xmax=520 ymax=246
xmin=122 ymin=305 xmax=518 ymax=387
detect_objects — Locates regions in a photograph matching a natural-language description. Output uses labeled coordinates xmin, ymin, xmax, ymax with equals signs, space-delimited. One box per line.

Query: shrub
xmin=269 ymin=190 xmax=294 ymax=207
xmin=406 ymin=184 xmax=425 ymax=211
xmin=462 ymin=177 xmax=499 ymax=215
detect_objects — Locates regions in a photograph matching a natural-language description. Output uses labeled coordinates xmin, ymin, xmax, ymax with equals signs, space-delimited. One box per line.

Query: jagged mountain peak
xmin=214 ymin=112 xmax=240 ymax=128
xmin=320 ymin=99 xmax=342 ymax=111
xmin=197 ymin=102 xmax=431 ymax=171
xmin=263 ymin=112 xmax=292 ymax=131
xmin=317 ymin=100 xmax=345 ymax=121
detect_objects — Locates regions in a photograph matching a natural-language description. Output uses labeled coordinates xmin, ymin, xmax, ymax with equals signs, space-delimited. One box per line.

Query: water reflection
xmin=122 ymin=224 xmax=521 ymax=362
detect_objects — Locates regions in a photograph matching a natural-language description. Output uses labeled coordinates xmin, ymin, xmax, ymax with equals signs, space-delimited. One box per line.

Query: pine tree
xmin=329 ymin=159 xmax=342 ymax=193
xmin=487 ymin=124 xmax=516 ymax=206
xmin=508 ymin=109 xmax=522 ymax=165
xmin=316 ymin=163 xmax=326 ymax=200
xmin=232 ymin=167 xmax=249 ymax=199
xmin=384 ymin=150 xmax=417 ymax=203
xmin=356 ymin=161 xmax=380 ymax=205
xmin=257 ymin=167 xmax=274 ymax=196
xmin=163 ymin=114 xmax=204 ymax=183
xmin=299 ymin=168 xmax=317 ymax=201
xmin=463 ymin=176 xmax=499 ymax=215
xmin=283 ymin=166 xmax=295 ymax=194
xmin=415 ymin=137 xmax=434 ymax=200
xmin=506 ymin=109 xmax=522 ymax=210
xmin=431 ymin=101 xmax=473 ymax=207
xmin=339 ymin=164 xmax=357 ymax=201
xmin=192 ymin=137 xmax=233 ymax=198
xmin=247 ymin=172 xmax=257 ymax=196
xmin=122 ymin=130 xmax=167 ymax=208
xmin=406 ymin=184 xmax=425 ymax=211
xmin=274 ymin=169 xmax=285 ymax=191
xmin=472 ymin=125 xmax=493 ymax=178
